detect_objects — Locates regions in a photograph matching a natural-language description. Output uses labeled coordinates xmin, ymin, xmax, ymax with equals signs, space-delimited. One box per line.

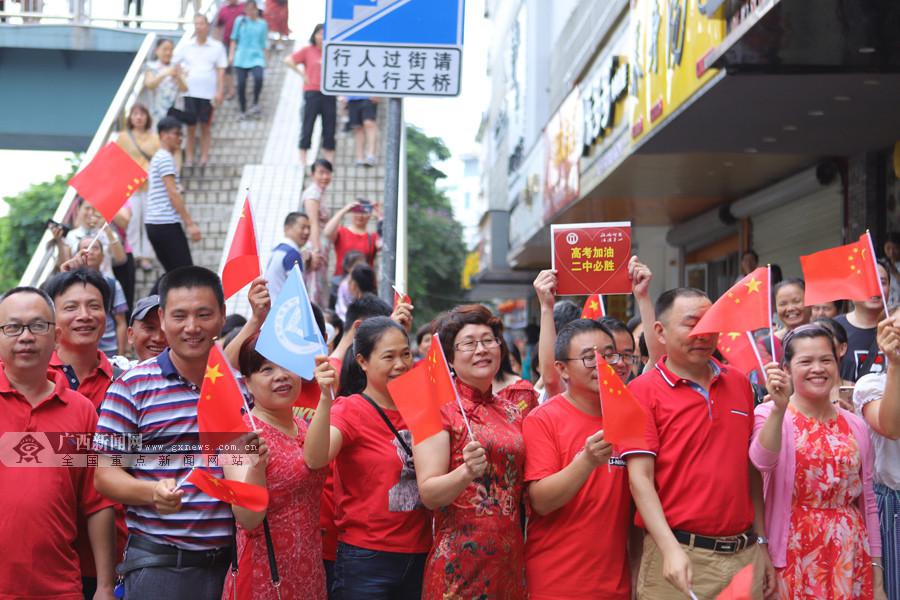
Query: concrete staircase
xmin=135 ymin=47 xmax=290 ymax=298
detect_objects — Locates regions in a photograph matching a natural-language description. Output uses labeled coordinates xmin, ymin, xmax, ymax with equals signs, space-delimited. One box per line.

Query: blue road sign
xmin=325 ymin=0 xmax=464 ymax=46
xmin=322 ymin=0 xmax=465 ymax=97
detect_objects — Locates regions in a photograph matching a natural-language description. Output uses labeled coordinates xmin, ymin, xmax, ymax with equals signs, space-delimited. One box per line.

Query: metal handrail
xmin=0 ymin=0 xmax=207 ymax=27
xmin=17 ymin=0 xmax=220 ymax=287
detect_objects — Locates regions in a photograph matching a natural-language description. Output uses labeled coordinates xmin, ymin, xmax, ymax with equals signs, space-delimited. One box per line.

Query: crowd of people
xmin=6 ymin=229 xmax=900 ymax=600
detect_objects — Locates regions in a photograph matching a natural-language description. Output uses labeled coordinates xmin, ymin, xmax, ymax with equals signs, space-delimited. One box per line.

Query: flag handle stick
xmin=175 ymin=466 xmax=196 ymax=490
xmin=689 ymin=591 xmax=699 ymax=600
xmin=243 ymin=396 xmax=257 ymax=431
xmin=865 ymin=230 xmax=890 ymax=316
xmin=767 ymin=264 xmax=777 ymax=362
xmin=435 ymin=334 xmax=475 ymax=441
xmin=746 ymin=331 xmax=768 ymax=384
xmin=86 ymin=222 xmax=108 ymax=253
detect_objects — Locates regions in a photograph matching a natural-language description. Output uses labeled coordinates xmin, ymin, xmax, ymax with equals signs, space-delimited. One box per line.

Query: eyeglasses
xmin=561 ymin=352 xmax=622 ymax=369
xmin=454 ymin=336 xmax=500 ymax=353
xmin=0 ymin=320 xmax=55 ymax=337
xmin=617 ymin=353 xmax=640 ymax=365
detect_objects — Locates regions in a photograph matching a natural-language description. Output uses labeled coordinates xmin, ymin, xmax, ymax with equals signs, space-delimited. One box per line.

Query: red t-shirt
xmin=523 ymin=395 xmax=632 ymax=600
xmin=48 ymin=351 xmax=127 ymax=578
xmin=331 ymin=394 xmax=432 ymax=553
xmin=333 ymin=227 xmax=378 ymax=276
xmin=215 ymin=2 xmax=245 ymax=47
xmin=620 ymin=358 xmax=755 ymax=536
xmin=0 ymin=368 xmax=113 ymax=599
xmin=291 ymin=45 xmax=323 ymax=92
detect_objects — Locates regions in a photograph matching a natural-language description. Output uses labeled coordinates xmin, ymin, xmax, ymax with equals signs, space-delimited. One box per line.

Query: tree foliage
xmin=405 ymin=125 xmax=466 ymax=327
xmin=0 ymin=161 xmax=75 ymax=289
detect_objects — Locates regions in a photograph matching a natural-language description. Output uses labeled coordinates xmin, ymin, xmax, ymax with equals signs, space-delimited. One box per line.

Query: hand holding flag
xmin=221 ymin=194 xmax=261 ymax=300
xmin=186 ymin=467 xmax=269 ymax=512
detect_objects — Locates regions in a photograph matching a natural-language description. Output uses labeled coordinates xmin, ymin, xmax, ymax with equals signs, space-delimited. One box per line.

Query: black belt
xmin=117 ymin=535 xmax=232 ymax=575
xmin=672 ymin=529 xmax=756 ymax=554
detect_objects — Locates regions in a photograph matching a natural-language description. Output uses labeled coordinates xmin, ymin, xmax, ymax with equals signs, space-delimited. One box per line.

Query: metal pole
xmin=396 ymin=103 xmax=408 ymax=295
xmin=379 ymin=97 xmax=403 ymax=305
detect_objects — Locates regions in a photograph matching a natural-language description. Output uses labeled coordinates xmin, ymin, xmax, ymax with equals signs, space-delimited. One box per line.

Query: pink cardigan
xmin=750 ymin=401 xmax=881 ymax=568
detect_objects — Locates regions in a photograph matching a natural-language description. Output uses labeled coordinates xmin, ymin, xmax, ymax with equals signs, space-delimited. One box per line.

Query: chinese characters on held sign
xmin=551 ymin=222 xmax=632 ymax=296
xmin=323 ymin=44 xmax=462 ymax=97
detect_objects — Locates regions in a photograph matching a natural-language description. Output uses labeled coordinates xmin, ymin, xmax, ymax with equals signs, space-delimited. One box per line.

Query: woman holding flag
xmin=414 ymin=304 xmax=527 ymax=599
xmin=305 ymin=317 xmax=432 ymax=599
xmin=751 ymin=325 xmax=885 ymax=599
xmin=220 ymin=334 xmax=328 ymax=600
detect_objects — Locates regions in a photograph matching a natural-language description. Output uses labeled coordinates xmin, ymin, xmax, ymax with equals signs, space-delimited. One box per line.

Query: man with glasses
xmin=0 ymin=286 xmax=117 ymax=600
xmin=145 ymin=116 xmax=201 ymax=278
xmin=599 ymin=317 xmax=642 ymax=383
xmin=620 ymin=288 xmax=773 ymax=599
xmin=522 ymin=318 xmax=634 ymax=599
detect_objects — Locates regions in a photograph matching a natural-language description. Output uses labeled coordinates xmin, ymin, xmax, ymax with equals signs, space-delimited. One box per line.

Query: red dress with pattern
xmin=224 ymin=416 xmax=327 ymax=600
xmin=776 ymin=407 xmax=873 ymax=599
xmin=422 ymin=380 xmax=527 ymax=600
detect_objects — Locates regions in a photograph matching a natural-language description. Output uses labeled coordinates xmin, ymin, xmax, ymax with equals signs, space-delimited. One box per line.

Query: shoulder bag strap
xmin=262 ymin=517 xmax=281 ymax=593
xmin=360 ymin=393 xmax=412 ymax=456
xmin=858 ymin=333 xmax=882 ymax=378
xmin=126 ymin=128 xmax=155 ymax=162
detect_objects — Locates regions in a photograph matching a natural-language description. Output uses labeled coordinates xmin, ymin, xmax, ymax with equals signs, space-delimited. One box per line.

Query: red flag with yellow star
xmin=596 ymin=360 xmax=650 ymax=448
xmin=68 ymin=142 xmax=147 ymax=224
xmin=580 ymin=294 xmax=606 ymax=319
xmin=800 ymin=233 xmax=883 ymax=305
xmin=198 ymin=344 xmax=250 ymax=449
xmin=387 ymin=333 xmax=456 ymax=444
xmin=187 ymin=467 xmax=268 ymax=512
xmin=718 ymin=331 xmax=765 ymax=376
xmin=691 ymin=267 xmax=770 ymax=336
xmin=221 ymin=195 xmax=260 ymax=300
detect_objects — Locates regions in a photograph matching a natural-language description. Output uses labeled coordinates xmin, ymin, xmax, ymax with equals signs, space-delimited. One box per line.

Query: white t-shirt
xmin=174 ymin=38 xmax=227 ymax=100
xmin=853 ymin=372 xmax=900 ymax=489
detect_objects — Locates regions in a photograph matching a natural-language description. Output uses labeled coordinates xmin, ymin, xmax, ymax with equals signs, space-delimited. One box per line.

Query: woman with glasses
xmin=414 ymin=304 xmax=527 ymax=599
xmin=751 ymin=324 xmax=885 ymax=599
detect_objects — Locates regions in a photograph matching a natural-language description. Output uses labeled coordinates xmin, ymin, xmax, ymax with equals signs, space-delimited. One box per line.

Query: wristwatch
xmin=756 ymin=535 xmax=769 ymax=545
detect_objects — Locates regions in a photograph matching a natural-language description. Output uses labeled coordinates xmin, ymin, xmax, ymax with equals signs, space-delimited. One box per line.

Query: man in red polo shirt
xmin=621 ymin=288 xmax=775 ymax=599
xmin=0 ymin=286 xmax=116 ymax=600
xmin=42 ymin=269 xmax=128 ymax=597
xmin=523 ymin=319 xmax=633 ymax=599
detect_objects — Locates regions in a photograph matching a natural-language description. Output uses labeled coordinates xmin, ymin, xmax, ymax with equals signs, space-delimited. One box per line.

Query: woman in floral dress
xmin=222 ymin=335 xmax=328 ymax=600
xmin=750 ymin=324 xmax=886 ymax=599
xmin=414 ymin=304 xmax=527 ymax=599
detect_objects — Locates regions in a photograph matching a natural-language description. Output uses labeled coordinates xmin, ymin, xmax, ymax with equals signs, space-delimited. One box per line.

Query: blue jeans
xmin=122 ymin=538 xmax=229 ymax=600
xmin=333 ymin=542 xmax=426 ymax=600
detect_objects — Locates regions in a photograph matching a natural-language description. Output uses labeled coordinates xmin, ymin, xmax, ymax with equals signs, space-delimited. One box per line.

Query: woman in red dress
xmin=414 ymin=304 xmax=527 ymax=599
xmin=221 ymin=335 xmax=328 ymax=600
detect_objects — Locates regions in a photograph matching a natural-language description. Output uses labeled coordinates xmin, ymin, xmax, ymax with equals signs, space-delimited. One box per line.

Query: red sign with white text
xmin=551 ymin=222 xmax=631 ymax=296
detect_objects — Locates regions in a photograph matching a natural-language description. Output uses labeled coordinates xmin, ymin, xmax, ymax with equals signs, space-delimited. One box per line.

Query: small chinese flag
xmin=691 ymin=267 xmax=770 ymax=336
xmin=387 ymin=333 xmax=457 ymax=444
xmin=715 ymin=563 xmax=754 ymax=600
xmin=198 ymin=344 xmax=250 ymax=449
xmin=717 ymin=332 xmax=763 ymax=376
xmin=187 ymin=467 xmax=269 ymax=512
xmin=800 ymin=233 xmax=883 ymax=305
xmin=221 ymin=196 xmax=261 ymax=300
xmin=581 ymin=294 xmax=606 ymax=319
xmin=68 ymin=142 xmax=148 ymax=223
xmin=393 ymin=285 xmax=411 ymax=310
xmin=596 ymin=359 xmax=650 ymax=448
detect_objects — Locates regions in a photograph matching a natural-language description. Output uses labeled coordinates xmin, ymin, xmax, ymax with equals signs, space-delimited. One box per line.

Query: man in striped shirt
xmin=94 ymin=266 xmax=236 ymax=599
xmin=144 ymin=117 xmax=201 ymax=276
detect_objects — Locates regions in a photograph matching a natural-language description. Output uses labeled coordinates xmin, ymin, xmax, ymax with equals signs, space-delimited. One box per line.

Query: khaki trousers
xmin=637 ymin=533 xmax=765 ymax=600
